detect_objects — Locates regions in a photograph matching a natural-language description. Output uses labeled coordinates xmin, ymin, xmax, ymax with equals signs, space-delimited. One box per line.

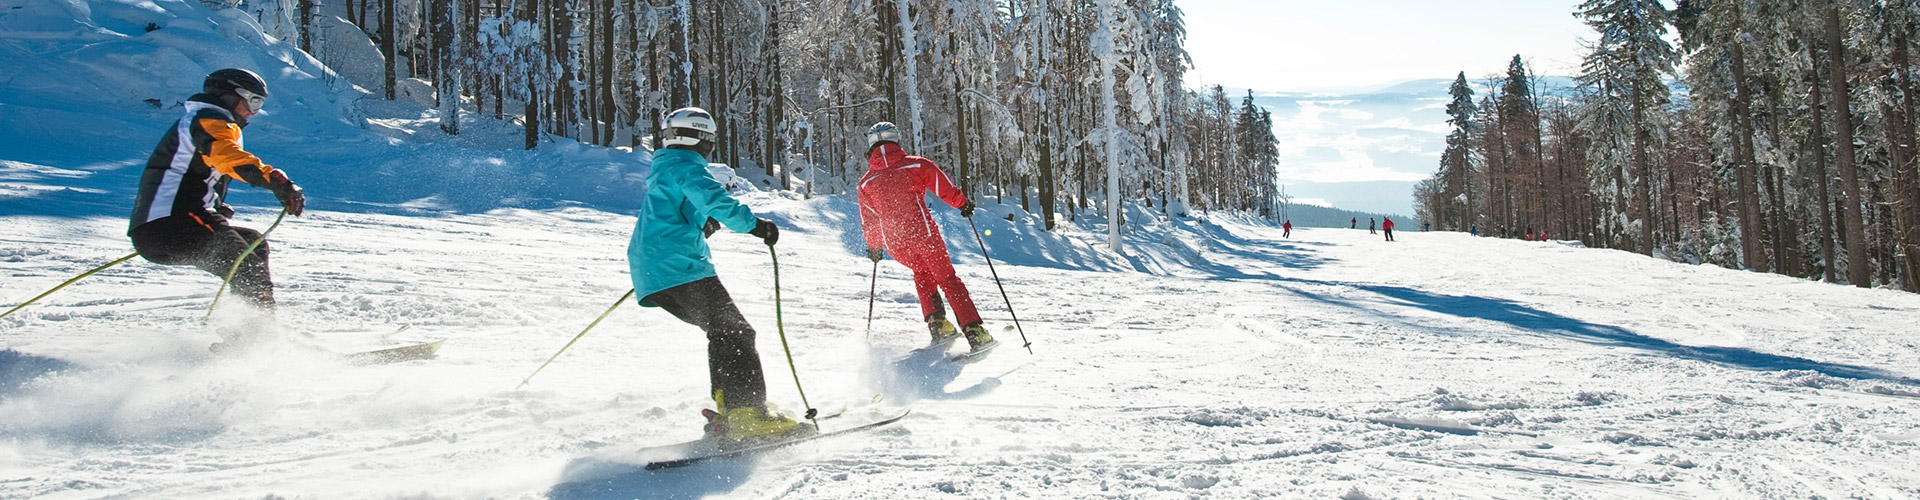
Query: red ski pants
xmin=898 ymin=252 xmax=981 ymax=326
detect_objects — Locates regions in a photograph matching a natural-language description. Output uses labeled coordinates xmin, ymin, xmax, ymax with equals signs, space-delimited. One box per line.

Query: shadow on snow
xmin=1343 ymin=283 xmax=1907 ymax=382
xmin=0 ymin=349 xmax=78 ymax=396
xmin=546 ymin=451 xmax=757 ymax=500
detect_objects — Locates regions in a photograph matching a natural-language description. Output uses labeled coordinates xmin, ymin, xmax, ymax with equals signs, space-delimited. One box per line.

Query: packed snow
xmin=5 ymin=1 xmax=1920 ymax=499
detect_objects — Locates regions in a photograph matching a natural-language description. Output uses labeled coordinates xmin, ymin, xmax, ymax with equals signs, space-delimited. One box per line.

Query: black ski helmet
xmin=203 ymin=68 xmax=268 ymax=104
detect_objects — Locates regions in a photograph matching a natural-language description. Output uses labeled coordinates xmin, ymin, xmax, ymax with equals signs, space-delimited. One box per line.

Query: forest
xmin=235 ymin=0 xmax=1282 ymax=251
xmin=1413 ymin=0 xmax=1920 ymax=292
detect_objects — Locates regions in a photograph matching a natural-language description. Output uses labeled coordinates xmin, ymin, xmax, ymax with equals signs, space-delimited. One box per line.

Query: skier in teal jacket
xmin=627 ymin=107 xmax=804 ymax=444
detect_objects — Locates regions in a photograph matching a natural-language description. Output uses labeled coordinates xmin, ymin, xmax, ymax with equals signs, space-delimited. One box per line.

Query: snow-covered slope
xmin=5 ymin=197 xmax=1920 ymax=499
xmin=5 ymin=2 xmax=1920 ymax=499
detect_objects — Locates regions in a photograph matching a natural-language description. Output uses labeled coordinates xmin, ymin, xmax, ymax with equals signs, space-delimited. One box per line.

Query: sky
xmin=1179 ymin=0 xmax=1596 ymax=216
xmin=1181 ymin=0 xmax=1593 ymax=93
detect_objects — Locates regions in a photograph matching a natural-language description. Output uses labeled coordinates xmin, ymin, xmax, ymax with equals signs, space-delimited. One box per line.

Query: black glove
xmin=702 ymin=217 xmax=722 ymax=238
xmin=867 ymin=248 xmax=884 ymax=262
xmin=215 ymin=203 xmax=235 ymax=218
xmin=269 ymin=171 xmax=305 ymax=216
xmin=960 ymin=200 xmax=976 ymax=218
xmin=749 ymin=218 xmax=779 ymax=246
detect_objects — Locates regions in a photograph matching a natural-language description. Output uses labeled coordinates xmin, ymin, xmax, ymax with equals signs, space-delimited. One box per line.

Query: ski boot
xmin=704 ymin=391 xmax=813 ymax=447
xmin=961 ymin=322 xmax=999 ymax=352
xmin=927 ymin=315 xmax=961 ymax=348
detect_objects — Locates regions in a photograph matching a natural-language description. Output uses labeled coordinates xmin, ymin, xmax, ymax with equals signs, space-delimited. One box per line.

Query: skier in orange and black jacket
xmin=129 ymin=68 xmax=305 ymax=311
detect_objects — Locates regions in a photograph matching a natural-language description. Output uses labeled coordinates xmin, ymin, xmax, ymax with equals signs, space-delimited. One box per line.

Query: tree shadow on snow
xmin=0 ymin=349 xmax=78 ymax=396
xmin=546 ymin=450 xmax=758 ymax=500
xmin=1331 ymin=283 xmax=1907 ymax=382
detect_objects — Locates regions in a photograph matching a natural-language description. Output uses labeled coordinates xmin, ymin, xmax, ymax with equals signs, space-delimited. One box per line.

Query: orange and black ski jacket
xmin=129 ymin=94 xmax=283 ymax=233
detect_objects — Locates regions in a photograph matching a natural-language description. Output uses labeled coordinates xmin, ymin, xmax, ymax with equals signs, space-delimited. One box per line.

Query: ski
xmin=951 ymin=339 xmax=1000 ymax=363
xmin=643 ymin=408 xmax=911 ymax=470
xmin=1368 ymin=416 xmax=1540 ymax=437
xmin=341 ymin=339 xmax=445 ymax=364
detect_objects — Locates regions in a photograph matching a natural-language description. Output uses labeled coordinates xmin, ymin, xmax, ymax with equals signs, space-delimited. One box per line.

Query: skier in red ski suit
xmin=858 ymin=122 xmax=995 ymax=350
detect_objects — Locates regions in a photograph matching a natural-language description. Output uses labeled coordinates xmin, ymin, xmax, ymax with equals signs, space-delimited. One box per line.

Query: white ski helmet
xmin=866 ymin=121 xmax=901 ymax=149
xmin=658 ymin=107 xmax=718 ymax=153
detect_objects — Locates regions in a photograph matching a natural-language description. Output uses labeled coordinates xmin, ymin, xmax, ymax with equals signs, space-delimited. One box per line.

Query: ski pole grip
xmin=806 ymin=408 xmax=818 ymax=419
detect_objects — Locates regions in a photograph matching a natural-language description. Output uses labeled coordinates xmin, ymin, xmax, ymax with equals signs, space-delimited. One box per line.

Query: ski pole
xmin=206 ymin=208 xmax=288 ymax=319
xmin=864 ymin=259 xmax=878 ymax=343
xmin=0 ymin=252 xmax=140 ymax=321
xmin=968 ymin=217 xmax=1033 ymax=354
xmin=516 ymin=288 xmax=635 ymax=389
xmin=768 ymin=245 xmax=819 ymax=423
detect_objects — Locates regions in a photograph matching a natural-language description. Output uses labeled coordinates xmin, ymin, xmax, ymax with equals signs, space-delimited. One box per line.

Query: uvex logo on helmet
xmin=658 ymin=107 xmax=718 ymax=154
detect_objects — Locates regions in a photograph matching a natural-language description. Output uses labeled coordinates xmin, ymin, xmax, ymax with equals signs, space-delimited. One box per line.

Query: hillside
xmin=5 ymin=2 xmax=1920 ymax=499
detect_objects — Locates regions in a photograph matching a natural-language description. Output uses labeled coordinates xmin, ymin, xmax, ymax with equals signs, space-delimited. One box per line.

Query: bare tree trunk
xmin=436 ymin=0 xmax=461 ymax=135
xmin=382 ymin=0 xmax=396 ymax=100
xmin=522 ymin=0 xmax=540 ymax=150
xmin=1730 ymin=42 xmax=1765 ymax=270
xmin=1811 ymin=43 xmax=1840 ymax=283
xmin=1828 ymin=5 xmax=1870 ymax=287
xmin=1887 ymin=27 xmax=1920 ymax=292
xmin=298 ymin=0 xmax=313 ymax=52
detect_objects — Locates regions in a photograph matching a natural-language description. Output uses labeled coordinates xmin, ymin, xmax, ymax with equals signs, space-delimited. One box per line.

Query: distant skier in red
xmin=1382 ymin=217 xmax=1396 ymax=241
xmin=858 ymin=122 xmax=996 ymax=352
xmin=1283 ymin=220 xmax=1292 ymax=238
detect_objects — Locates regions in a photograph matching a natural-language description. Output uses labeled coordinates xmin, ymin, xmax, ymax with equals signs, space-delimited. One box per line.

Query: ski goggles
xmin=233 ymin=87 xmax=266 ymax=111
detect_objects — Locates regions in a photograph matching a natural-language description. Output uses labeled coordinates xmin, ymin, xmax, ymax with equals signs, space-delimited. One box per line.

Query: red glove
xmin=269 ymin=170 xmax=305 ymax=216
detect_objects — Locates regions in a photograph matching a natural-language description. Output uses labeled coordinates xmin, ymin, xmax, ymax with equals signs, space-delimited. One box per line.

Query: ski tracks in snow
xmin=4 ymin=205 xmax=1920 ymax=498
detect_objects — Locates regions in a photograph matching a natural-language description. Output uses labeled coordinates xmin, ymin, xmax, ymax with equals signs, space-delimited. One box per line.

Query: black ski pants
xmin=130 ymin=214 xmax=274 ymax=307
xmin=645 ymin=276 xmax=767 ymax=409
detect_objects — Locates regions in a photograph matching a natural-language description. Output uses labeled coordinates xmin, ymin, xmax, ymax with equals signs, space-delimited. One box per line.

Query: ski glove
xmin=867 ymin=248 xmax=884 ymax=262
xmin=702 ymin=217 xmax=722 ymax=238
xmin=215 ymin=203 xmax=235 ymax=218
xmin=960 ymin=200 xmax=976 ymax=218
xmin=269 ymin=171 xmax=305 ymax=216
xmin=749 ymin=218 xmax=779 ymax=246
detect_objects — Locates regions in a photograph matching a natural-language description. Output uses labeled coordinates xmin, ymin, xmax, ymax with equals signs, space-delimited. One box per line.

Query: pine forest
xmin=239 ymin=0 xmax=1281 ymax=251
xmin=1414 ymin=0 xmax=1920 ymax=292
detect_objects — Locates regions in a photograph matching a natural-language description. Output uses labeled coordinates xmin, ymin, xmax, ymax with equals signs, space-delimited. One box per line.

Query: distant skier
xmin=1283 ymin=220 xmax=1292 ymax=238
xmin=1423 ymin=221 xmax=1430 ymax=232
xmin=1382 ymin=217 xmax=1396 ymax=241
xmin=1351 ymin=217 xmax=1356 ymax=229
xmin=1369 ymin=218 xmax=1377 ymax=234
xmin=630 ymin=107 xmax=804 ymax=444
xmin=128 ymin=68 xmax=305 ymax=347
xmin=858 ymin=122 xmax=997 ymax=354
xmin=1470 ymin=225 xmax=1478 ymax=236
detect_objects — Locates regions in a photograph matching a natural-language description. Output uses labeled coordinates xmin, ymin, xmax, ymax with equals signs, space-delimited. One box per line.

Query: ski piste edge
xmin=643 ymin=408 xmax=912 ymax=470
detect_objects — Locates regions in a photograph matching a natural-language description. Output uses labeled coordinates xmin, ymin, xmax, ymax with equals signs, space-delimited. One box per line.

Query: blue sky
xmin=1182 ymin=0 xmax=1591 ymax=92
xmin=1180 ymin=0 xmax=1594 ymax=216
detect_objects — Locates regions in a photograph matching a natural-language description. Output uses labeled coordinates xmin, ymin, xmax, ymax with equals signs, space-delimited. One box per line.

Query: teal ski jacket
xmin=628 ymin=148 xmax=760 ymax=305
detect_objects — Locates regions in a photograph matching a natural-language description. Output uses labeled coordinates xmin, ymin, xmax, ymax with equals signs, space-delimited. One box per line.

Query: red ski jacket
xmin=1383 ymin=218 xmax=1395 ymax=230
xmin=858 ymin=143 xmax=968 ymax=258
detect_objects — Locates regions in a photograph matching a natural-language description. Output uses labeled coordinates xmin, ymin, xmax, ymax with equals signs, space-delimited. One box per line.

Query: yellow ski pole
xmin=516 ymin=289 xmax=635 ymax=389
xmin=205 ymin=208 xmax=288 ymax=319
xmin=0 ymin=252 xmax=140 ymax=320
